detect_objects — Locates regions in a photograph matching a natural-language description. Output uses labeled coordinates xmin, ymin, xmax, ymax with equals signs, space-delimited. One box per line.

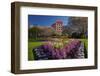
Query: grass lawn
xmin=28 ymin=41 xmax=44 ymax=60
xmin=80 ymin=39 xmax=88 ymax=50
xmin=80 ymin=39 xmax=88 ymax=58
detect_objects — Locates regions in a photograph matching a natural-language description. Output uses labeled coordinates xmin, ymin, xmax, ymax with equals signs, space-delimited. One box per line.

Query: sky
xmin=28 ymin=15 xmax=69 ymax=27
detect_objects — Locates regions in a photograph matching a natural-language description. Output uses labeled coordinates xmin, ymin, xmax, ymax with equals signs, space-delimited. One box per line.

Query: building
xmin=51 ymin=20 xmax=63 ymax=35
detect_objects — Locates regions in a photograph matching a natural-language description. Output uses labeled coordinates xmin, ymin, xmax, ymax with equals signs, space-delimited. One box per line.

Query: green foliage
xmin=28 ymin=26 xmax=42 ymax=39
xmin=81 ymin=34 xmax=86 ymax=38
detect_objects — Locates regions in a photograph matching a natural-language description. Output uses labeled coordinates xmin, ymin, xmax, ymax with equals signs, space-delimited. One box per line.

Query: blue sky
xmin=28 ymin=15 xmax=69 ymax=27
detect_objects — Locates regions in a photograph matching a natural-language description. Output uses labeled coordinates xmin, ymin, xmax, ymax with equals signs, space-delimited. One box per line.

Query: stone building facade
xmin=51 ymin=20 xmax=63 ymax=35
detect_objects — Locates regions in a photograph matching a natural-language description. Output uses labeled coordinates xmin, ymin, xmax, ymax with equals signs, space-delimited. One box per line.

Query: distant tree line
xmin=63 ymin=17 xmax=88 ymax=38
xmin=28 ymin=17 xmax=88 ymax=39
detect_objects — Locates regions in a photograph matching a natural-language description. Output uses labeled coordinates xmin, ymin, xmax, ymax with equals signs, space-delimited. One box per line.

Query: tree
xmin=67 ymin=17 xmax=88 ymax=38
xmin=40 ymin=27 xmax=54 ymax=37
xmin=28 ymin=26 xmax=42 ymax=39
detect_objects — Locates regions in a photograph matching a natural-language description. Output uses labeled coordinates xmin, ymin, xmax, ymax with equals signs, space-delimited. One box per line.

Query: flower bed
xmin=32 ymin=39 xmax=85 ymax=60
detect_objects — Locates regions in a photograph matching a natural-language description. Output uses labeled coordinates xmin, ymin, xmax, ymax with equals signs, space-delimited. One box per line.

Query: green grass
xmin=80 ymin=39 xmax=88 ymax=50
xmin=80 ymin=39 xmax=88 ymax=58
xmin=28 ymin=41 xmax=44 ymax=60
